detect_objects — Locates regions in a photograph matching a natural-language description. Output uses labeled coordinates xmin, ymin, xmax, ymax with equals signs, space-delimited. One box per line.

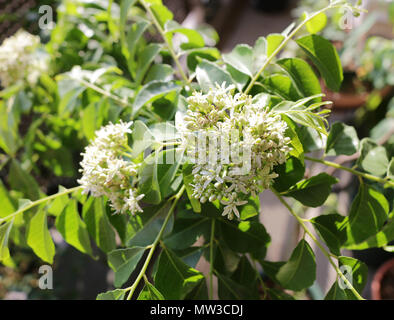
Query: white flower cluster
xmin=0 ymin=30 xmax=48 ymax=87
xmin=78 ymin=121 xmax=145 ymax=215
xmin=178 ymin=83 xmax=291 ymax=219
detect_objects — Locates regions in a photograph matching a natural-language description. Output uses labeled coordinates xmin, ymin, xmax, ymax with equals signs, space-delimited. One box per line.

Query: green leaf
xmin=57 ymin=79 xmax=85 ymax=115
xmin=137 ymin=282 xmax=164 ymax=300
xmin=226 ymin=64 xmax=249 ymax=92
xmin=164 ymin=20 xmax=205 ymax=50
xmin=345 ymin=217 xmax=394 ymax=250
xmin=387 ymin=159 xmax=394 ymax=180
xmin=273 ymin=156 xmax=305 ymax=193
xmin=96 ymin=289 xmax=125 ymax=300
xmin=283 ymin=173 xmax=338 ymax=207
xmin=271 ymin=95 xmax=330 ymax=136
xmin=217 ymin=272 xmax=258 ymax=300
xmin=138 ymin=152 xmax=162 ymax=205
xmin=174 ymin=246 xmax=204 ymax=268
xmin=212 ymin=241 xmax=241 ymax=275
xmin=155 ymin=246 xmax=205 ymax=299
xmin=157 ymin=149 xmax=183 ymax=199
xmin=259 ymin=260 xmax=285 ymax=284
xmin=345 ymin=184 xmax=389 ymax=246
xmin=230 ymin=256 xmax=259 ymax=298
xmin=9 ymin=159 xmax=40 ymax=200
xmin=338 ymin=256 xmax=367 ymax=299
xmin=108 ymin=247 xmax=145 ymax=288
xmin=185 ymin=47 xmax=221 ymax=72
xmin=135 ymin=43 xmax=162 ymax=85
xmin=296 ymin=34 xmax=343 ymax=92
xmin=282 ymin=116 xmax=304 ymax=160
xmin=219 ymin=220 xmax=271 ymax=259
xmin=124 ymin=20 xmax=150 ymax=63
xmin=120 ymin=0 xmax=138 ymax=36
xmin=47 ymin=186 xmax=69 ymax=217
xmin=182 ymin=163 xmax=201 ymax=213
xmin=127 ymin=202 xmax=174 ymax=247
xmin=238 ymin=196 xmax=260 ymax=220
xmin=150 ymin=3 xmax=173 ymax=28
xmin=55 ymin=199 xmax=93 ymax=256
xmin=164 ymin=214 xmax=210 ymax=250
xmin=325 ymin=281 xmax=348 ymax=300
xmin=304 ymin=12 xmax=327 ymax=34
xmin=268 ymin=288 xmax=296 ymax=300
xmin=196 ymin=60 xmax=234 ymax=92
xmin=0 ymin=100 xmax=21 ymax=156
xmin=252 ymin=37 xmax=267 ymax=73
xmin=299 ymin=126 xmax=326 ymax=153
xmin=133 ymin=81 xmax=180 ymax=116
xmin=0 ymin=221 xmax=13 ymax=261
xmin=0 ymin=180 xmax=16 ymax=219
xmin=263 ymin=74 xmax=303 ymax=101
xmin=184 ymin=278 xmax=209 ymax=300
xmin=106 ymin=209 xmax=128 ymax=244
xmin=311 ymin=213 xmax=347 ymax=255
xmin=357 ymin=138 xmax=389 ymax=176
xmin=222 ymin=44 xmax=253 ymax=77
xmin=326 ymin=122 xmax=359 ymax=156
xmin=82 ymin=197 xmax=116 ymax=253
xmin=276 ymin=239 xmax=316 ymax=291
xmin=266 ymin=34 xmax=285 ymax=56
xmin=81 ymin=102 xmax=100 ymax=140
xmin=276 ymin=58 xmax=322 ymax=102
xmin=145 ymin=64 xmax=174 ymax=83
xmin=27 ymin=209 xmax=55 ymax=264
xmin=131 ymin=120 xmax=156 ymax=157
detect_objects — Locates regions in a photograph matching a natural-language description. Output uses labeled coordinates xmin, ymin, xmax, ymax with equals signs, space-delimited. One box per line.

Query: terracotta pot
xmin=371 ymin=258 xmax=394 ymax=300
xmin=321 ymin=80 xmax=392 ymax=111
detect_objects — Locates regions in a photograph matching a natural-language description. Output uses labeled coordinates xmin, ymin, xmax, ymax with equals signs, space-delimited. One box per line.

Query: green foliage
xmin=326 ymin=122 xmax=359 ymax=156
xmin=55 ymin=199 xmax=94 ymax=256
xmin=296 ymin=34 xmax=343 ymax=91
xmin=276 ymin=240 xmax=316 ymax=291
xmin=357 ymin=139 xmax=389 ymax=176
xmin=311 ymin=213 xmax=347 ymax=255
xmin=154 ymin=246 xmax=205 ymax=299
xmin=345 ymin=184 xmax=389 ymax=246
xmin=108 ymin=247 xmax=146 ymax=288
xmin=138 ymin=282 xmax=164 ymax=300
xmin=0 ymin=0 xmax=391 ymax=302
xmin=26 ymin=209 xmax=55 ymax=264
xmin=276 ymin=57 xmax=322 ymax=103
xmin=283 ymin=173 xmax=338 ymax=207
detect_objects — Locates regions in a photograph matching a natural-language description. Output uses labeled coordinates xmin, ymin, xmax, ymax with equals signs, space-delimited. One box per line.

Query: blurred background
xmin=0 ymin=0 xmax=393 ymax=300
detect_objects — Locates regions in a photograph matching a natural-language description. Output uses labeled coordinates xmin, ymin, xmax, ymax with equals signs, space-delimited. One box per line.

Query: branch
xmin=139 ymin=0 xmax=190 ymax=85
xmin=305 ymin=156 xmax=394 ymax=187
xmin=244 ymin=3 xmax=346 ymax=95
xmin=125 ymin=185 xmax=186 ymax=300
xmin=326 ymin=127 xmax=394 ymax=175
xmin=0 ymin=186 xmax=82 ymax=223
xmin=271 ymin=188 xmax=365 ymax=300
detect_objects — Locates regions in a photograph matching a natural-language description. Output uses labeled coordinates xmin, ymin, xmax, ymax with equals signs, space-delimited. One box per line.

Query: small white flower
xmin=122 ymin=189 xmax=145 ymax=215
xmin=0 ymin=30 xmax=47 ymax=87
xmin=177 ymin=83 xmax=291 ymax=219
xmin=78 ymin=121 xmax=144 ymax=215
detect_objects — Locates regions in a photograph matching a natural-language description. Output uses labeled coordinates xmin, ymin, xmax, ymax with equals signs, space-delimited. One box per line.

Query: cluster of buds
xmin=0 ymin=30 xmax=48 ymax=87
xmin=178 ymin=83 xmax=291 ymax=219
xmin=78 ymin=121 xmax=144 ymax=215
